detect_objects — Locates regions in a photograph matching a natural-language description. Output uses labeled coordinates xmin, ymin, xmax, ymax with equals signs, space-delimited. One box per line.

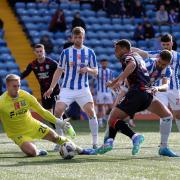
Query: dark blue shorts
xmin=116 ymin=89 xmax=153 ymax=117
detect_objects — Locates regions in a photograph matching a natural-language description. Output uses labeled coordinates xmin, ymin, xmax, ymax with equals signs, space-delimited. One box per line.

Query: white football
xmin=59 ymin=142 xmax=76 ymax=159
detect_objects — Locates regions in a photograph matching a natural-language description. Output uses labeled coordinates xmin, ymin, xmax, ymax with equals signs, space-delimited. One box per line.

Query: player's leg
xmin=12 ymin=135 xmax=47 ymax=157
xmin=83 ymin=102 xmax=99 ymax=149
xmin=168 ymin=90 xmax=180 ymax=133
xmin=96 ymin=92 xmax=106 ymax=127
xmin=147 ymin=98 xmax=178 ymax=157
xmin=98 ymin=90 xmax=150 ymax=155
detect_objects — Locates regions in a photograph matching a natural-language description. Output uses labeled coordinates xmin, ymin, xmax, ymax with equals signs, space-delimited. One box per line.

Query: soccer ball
xmin=59 ymin=142 xmax=76 ymax=159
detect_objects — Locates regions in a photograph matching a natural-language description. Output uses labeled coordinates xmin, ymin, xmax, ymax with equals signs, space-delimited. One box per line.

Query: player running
xmin=0 ymin=74 xmax=95 ymax=157
xmin=44 ymin=27 xmax=99 ymax=149
xmin=97 ymin=39 xmax=178 ymax=157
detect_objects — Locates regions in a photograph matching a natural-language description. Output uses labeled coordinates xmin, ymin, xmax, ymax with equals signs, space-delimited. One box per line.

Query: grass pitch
xmin=0 ymin=120 xmax=180 ymax=180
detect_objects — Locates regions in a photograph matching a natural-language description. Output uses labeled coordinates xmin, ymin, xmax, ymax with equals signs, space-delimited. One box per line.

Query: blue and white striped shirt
xmin=147 ymin=50 xmax=180 ymax=90
xmin=97 ymin=67 xmax=114 ymax=93
xmin=58 ymin=45 xmax=97 ymax=90
xmin=145 ymin=58 xmax=172 ymax=86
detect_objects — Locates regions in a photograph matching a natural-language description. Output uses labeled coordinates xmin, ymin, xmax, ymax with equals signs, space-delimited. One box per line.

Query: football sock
xmin=115 ymin=120 xmax=135 ymax=138
xmin=57 ymin=136 xmax=69 ymax=145
xmin=175 ymin=119 xmax=180 ymax=132
xmin=160 ymin=116 xmax=172 ymax=147
xmin=89 ymin=116 xmax=98 ymax=145
xmin=55 ymin=117 xmax=64 ymax=136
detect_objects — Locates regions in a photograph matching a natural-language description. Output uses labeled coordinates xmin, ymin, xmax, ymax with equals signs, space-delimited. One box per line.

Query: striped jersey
xmin=58 ymin=45 xmax=97 ymax=90
xmin=97 ymin=67 xmax=114 ymax=93
xmin=145 ymin=58 xmax=172 ymax=86
xmin=147 ymin=50 xmax=180 ymax=90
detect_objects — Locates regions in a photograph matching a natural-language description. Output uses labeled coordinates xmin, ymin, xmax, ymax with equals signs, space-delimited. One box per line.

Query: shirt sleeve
xmin=88 ymin=49 xmax=97 ymax=69
xmin=165 ymin=67 xmax=172 ymax=79
xmin=27 ymin=93 xmax=57 ymax=124
xmin=146 ymin=50 xmax=160 ymax=58
xmin=58 ymin=50 xmax=66 ymax=69
xmin=20 ymin=63 xmax=32 ymax=79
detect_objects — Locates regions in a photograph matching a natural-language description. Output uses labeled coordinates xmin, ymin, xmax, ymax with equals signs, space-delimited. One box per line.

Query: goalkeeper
xmin=0 ymin=74 xmax=95 ymax=157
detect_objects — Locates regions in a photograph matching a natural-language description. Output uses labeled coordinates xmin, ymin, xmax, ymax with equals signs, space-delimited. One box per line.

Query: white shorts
xmin=155 ymin=92 xmax=168 ymax=107
xmin=57 ymin=88 xmax=93 ymax=109
xmin=167 ymin=89 xmax=180 ymax=111
xmin=96 ymin=92 xmax=113 ymax=105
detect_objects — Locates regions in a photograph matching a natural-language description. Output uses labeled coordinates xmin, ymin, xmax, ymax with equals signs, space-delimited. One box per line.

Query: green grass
xmin=0 ymin=120 xmax=180 ymax=180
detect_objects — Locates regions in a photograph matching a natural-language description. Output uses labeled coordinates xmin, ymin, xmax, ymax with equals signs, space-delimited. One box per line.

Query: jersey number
xmin=39 ymin=125 xmax=47 ymax=134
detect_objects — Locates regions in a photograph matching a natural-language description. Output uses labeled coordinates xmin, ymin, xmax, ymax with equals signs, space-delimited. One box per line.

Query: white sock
xmin=175 ymin=119 xmax=180 ymax=132
xmin=55 ymin=117 xmax=64 ymax=136
xmin=89 ymin=116 xmax=98 ymax=145
xmin=160 ymin=116 xmax=172 ymax=147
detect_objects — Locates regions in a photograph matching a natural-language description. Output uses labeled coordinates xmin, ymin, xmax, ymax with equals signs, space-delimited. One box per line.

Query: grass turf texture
xmin=0 ymin=120 xmax=180 ymax=180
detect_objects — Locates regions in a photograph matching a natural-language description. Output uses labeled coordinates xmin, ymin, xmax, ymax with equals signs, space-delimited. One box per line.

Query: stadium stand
xmin=0 ymin=29 xmax=32 ymax=93
xmin=13 ymin=1 xmax=180 ymax=74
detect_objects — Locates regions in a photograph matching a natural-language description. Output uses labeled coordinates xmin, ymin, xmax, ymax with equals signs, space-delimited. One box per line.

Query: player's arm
xmin=131 ymin=47 xmax=149 ymax=59
xmin=107 ymin=60 xmax=136 ymax=89
xmin=156 ymin=77 xmax=169 ymax=92
xmin=20 ymin=63 xmax=33 ymax=79
xmin=28 ymin=93 xmax=70 ymax=129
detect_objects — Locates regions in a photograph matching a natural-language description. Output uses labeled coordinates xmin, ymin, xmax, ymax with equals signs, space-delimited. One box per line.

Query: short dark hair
xmin=159 ymin=50 xmax=172 ymax=62
xmin=34 ymin=44 xmax=44 ymax=49
xmin=115 ymin=39 xmax=131 ymax=50
xmin=161 ymin=34 xmax=172 ymax=42
xmin=100 ymin=59 xmax=108 ymax=62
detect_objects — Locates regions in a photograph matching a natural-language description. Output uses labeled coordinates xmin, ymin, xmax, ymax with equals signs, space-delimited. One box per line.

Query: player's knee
xmin=25 ymin=149 xmax=37 ymax=157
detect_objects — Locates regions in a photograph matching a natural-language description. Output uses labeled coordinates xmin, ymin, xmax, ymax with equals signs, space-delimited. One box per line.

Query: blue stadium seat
xmin=123 ymin=18 xmax=132 ymax=24
xmin=109 ymin=32 xmax=120 ymax=39
xmin=87 ymin=31 xmax=98 ymax=39
xmin=32 ymin=38 xmax=40 ymax=44
xmin=54 ymin=32 xmax=66 ymax=39
xmin=32 ymin=16 xmax=43 ymax=23
xmin=86 ymin=17 xmax=97 ymax=25
xmin=0 ymin=39 xmax=6 ymax=46
xmin=15 ymin=2 xmax=25 ymax=9
xmin=133 ymin=18 xmax=144 ymax=24
xmin=146 ymin=10 xmax=156 ymax=18
xmin=177 ymin=39 xmax=180 ymax=46
xmin=95 ymin=47 xmax=105 ymax=55
xmin=40 ymin=16 xmax=51 ymax=23
xmin=21 ymin=79 xmax=29 ymax=86
xmin=20 ymin=16 xmax=32 ymax=23
xmin=96 ymin=10 xmax=107 ymax=18
xmin=0 ymin=70 xmax=8 ymax=78
xmin=69 ymin=3 xmax=80 ymax=10
xmin=66 ymin=16 xmax=73 ymax=24
xmin=123 ymin=24 xmax=135 ymax=32
xmin=27 ymin=3 xmax=37 ymax=9
xmin=160 ymin=26 xmax=171 ymax=32
xmin=101 ymin=39 xmax=112 ymax=47
xmin=174 ymin=32 xmax=180 ymax=39
xmin=6 ymin=62 xmax=19 ymax=70
xmin=81 ymin=10 xmax=96 ymax=17
xmin=113 ymin=24 xmax=125 ymax=31
xmin=27 ymin=9 xmax=39 ymax=16
xmin=16 ymin=9 xmax=28 ymax=16
xmin=98 ymin=17 xmax=111 ymax=24
xmin=112 ymin=18 xmax=122 ymax=25
xmin=0 ymin=47 xmax=11 ymax=54
xmin=172 ymin=26 xmax=180 ymax=33
xmin=29 ymin=30 xmax=40 ymax=38
xmin=96 ymin=31 xmax=107 ymax=39
xmin=88 ymin=39 xmax=101 ymax=47
xmin=38 ymin=23 xmax=49 ymax=30
xmin=101 ymin=24 xmax=114 ymax=31
xmin=37 ymin=3 xmax=48 ymax=9
xmin=106 ymin=48 xmax=114 ymax=55
xmin=9 ymin=69 xmax=20 ymax=75
xmin=81 ymin=4 xmax=92 ymax=10
xmin=25 ymin=23 xmax=38 ymax=31
xmin=137 ymin=40 xmax=148 ymax=47
xmin=0 ymin=30 xmax=4 ymax=38
xmin=91 ymin=24 xmax=102 ymax=31
xmin=145 ymin=4 xmax=155 ymax=11
xmin=60 ymin=2 xmax=70 ymax=9
xmin=0 ymin=63 xmax=7 ymax=70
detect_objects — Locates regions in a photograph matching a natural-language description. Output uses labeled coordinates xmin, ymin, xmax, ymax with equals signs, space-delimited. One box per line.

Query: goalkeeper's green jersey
xmin=0 ymin=90 xmax=56 ymax=137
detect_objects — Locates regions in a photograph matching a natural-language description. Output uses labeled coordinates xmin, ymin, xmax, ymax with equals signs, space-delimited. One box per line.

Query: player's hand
xmin=79 ymin=67 xmax=89 ymax=74
xmin=43 ymin=88 xmax=53 ymax=98
xmin=112 ymin=82 xmax=121 ymax=92
xmin=151 ymin=87 xmax=158 ymax=95
xmin=106 ymin=81 xmax=114 ymax=88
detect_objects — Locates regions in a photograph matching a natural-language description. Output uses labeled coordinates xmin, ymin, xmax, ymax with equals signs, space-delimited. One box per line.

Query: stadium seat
xmin=137 ymin=40 xmax=148 ymax=47
xmin=81 ymin=10 xmax=96 ymax=17
xmin=98 ymin=17 xmax=111 ymax=25
xmin=16 ymin=9 xmax=28 ymax=16
xmin=0 ymin=70 xmax=8 ymax=78
xmin=172 ymin=26 xmax=180 ymax=33
xmin=6 ymin=62 xmax=19 ymax=70
xmin=26 ymin=3 xmax=37 ymax=9
xmin=91 ymin=24 xmax=102 ymax=31
xmin=37 ymin=3 xmax=48 ymax=9
xmin=0 ymin=47 xmax=11 ymax=54
xmin=97 ymin=31 xmax=108 ymax=39
xmin=15 ymin=2 xmax=26 ymax=9
xmin=21 ymin=79 xmax=29 ymax=87
xmin=112 ymin=18 xmax=122 ymax=25
xmin=0 ymin=39 xmax=6 ymax=46
xmin=27 ymin=9 xmax=39 ymax=16
xmin=21 ymin=86 xmax=32 ymax=94
xmin=87 ymin=31 xmax=98 ymax=39
xmin=9 ymin=69 xmax=20 ymax=75
xmin=160 ymin=26 xmax=171 ymax=32
xmin=81 ymin=4 xmax=92 ymax=10
xmin=0 ymin=63 xmax=7 ymax=70
xmin=96 ymin=10 xmax=107 ymax=18
xmin=69 ymin=3 xmax=80 ymax=10
xmin=174 ymin=32 xmax=180 ymax=39
xmin=123 ymin=18 xmax=132 ymax=24
xmin=101 ymin=24 xmax=114 ymax=31
xmin=86 ymin=17 xmax=97 ymax=25
xmin=60 ymin=2 xmax=70 ymax=9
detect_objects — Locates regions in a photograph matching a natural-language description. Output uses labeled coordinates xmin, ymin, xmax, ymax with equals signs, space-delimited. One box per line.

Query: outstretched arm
xmin=20 ymin=64 xmax=32 ymax=79
xmin=131 ymin=47 xmax=149 ymax=59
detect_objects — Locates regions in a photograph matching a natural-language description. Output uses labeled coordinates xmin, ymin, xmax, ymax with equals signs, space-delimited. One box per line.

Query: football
xmin=59 ymin=142 xmax=76 ymax=160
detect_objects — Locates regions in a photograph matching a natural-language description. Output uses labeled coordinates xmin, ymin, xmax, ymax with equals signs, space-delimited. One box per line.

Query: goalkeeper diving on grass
xmin=0 ymin=74 xmax=95 ymax=157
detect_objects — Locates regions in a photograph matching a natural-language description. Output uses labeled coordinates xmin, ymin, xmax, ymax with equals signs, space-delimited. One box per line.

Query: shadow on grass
xmin=0 ymin=155 xmax=170 ymax=168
